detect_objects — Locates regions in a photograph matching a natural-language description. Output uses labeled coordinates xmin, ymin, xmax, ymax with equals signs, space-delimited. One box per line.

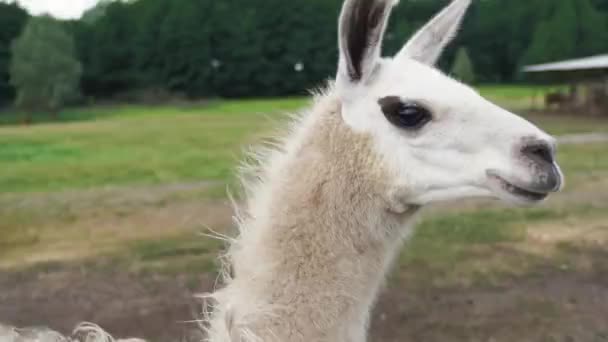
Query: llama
xmin=3 ymin=0 xmax=564 ymax=341
xmin=202 ymin=0 xmax=563 ymax=341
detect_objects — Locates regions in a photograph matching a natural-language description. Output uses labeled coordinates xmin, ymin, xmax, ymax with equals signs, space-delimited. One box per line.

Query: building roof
xmin=523 ymin=54 xmax=608 ymax=73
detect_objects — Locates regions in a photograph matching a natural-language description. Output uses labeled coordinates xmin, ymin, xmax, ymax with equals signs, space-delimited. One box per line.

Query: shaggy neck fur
xmin=204 ymin=87 xmax=419 ymax=342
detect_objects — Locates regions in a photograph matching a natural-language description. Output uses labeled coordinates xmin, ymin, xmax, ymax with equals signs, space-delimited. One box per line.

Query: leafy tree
xmin=10 ymin=16 xmax=82 ymax=121
xmin=0 ymin=2 xmax=28 ymax=106
xmin=78 ymin=2 xmax=139 ymax=97
xmin=62 ymin=0 xmax=608 ymax=99
xmin=575 ymin=0 xmax=608 ymax=57
xmin=523 ymin=1 xmax=577 ymax=65
xmin=155 ymin=0 xmax=214 ymax=96
xmin=591 ymin=0 xmax=608 ymax=11
xmin=132 ymin=0 xmax=172 ymax=90
xmin=81 ymin=0 xmax=112 ymax=24
xmin=462 ymin=0 xmax=542 ymax=82
xmin=451 ymin=47 xmax=475 ymax=84
xmin=523 ymin=0 xmax=607 ymax=66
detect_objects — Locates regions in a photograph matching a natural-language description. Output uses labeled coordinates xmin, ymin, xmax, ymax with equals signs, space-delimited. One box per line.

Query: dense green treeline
xmin=0 ymin=3 xmax=28 ymax=105
xmin=1 ymin=0 xmax=608 ymax=104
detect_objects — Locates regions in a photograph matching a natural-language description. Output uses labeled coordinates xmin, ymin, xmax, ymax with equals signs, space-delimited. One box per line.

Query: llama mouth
xmin=486 ymin=172 xmax=549 ymax=203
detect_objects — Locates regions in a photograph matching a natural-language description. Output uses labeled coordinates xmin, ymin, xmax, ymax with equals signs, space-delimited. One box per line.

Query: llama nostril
xmin=522 ymin=142 xmax=554 ymax=165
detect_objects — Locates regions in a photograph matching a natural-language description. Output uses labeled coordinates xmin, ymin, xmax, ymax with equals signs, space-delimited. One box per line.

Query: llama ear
xmin=337 ymin=0 xmax=397 ymax=84
xmin=397 ymin=0 xmax=471 ymax=66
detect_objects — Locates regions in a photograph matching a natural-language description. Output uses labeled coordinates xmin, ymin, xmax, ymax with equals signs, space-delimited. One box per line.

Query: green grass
xmin=123 ymin=206 xmax=598 ymax=277
xmin=478 ymin=84 xmax=608 ymax=134
xmin=559 ymin=143 xmax=608 ymax=173
xmin=398 ymin=204 xmax=608 ymax=287
xmin=523 ymin=114 xmax=608 ymax=135
xmin=0 ymin=97 xmax=309 ymax=125
xmin=126 ymin=235 xmax=223 ymax=274
xmin=7 ymin=233 xmax=225 ymax=276
xmin=0 ymin=85 xmax=606 ymax=194
xmin=402 ymin=208 xmax=558 ymax=268
xmin=479 ymin=84 xmax=565 ymax=100
xmin=556 ymin=143 xmax=608 ymax=187
xmin=0 ymin=85 xmax=606 ymax=284
xmin=0 ymin=101 xmax=305 ymax=193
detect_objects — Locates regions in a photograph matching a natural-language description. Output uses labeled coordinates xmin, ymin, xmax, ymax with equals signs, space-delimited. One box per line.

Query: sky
xmin=6 ymin=0 xmax=100 ymax=19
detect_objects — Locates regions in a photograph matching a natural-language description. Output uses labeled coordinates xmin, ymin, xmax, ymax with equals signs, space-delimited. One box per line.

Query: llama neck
xmin=208 ymin=92 xmax=419 ymax=342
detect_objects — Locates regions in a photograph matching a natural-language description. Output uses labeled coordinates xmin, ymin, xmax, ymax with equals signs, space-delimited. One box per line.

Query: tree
xmin=82 ymin=2 xmax=139 ymax=97
xmin=35 ymin=0 xmax=608 ymax=99
xmin=523 ymin=1 xmax=577 ymax=65
xmin=132 ymin=0 xmax=172 ymax=91
xmin=451 ymin=47 xmax=475 ymax=84
xmin=81 ymin=0 xmax=112 ymax=24
xmin=522 ymin=0 xmax=607 ymax=66
xmin=591 ymin=0 xmax=608 ymax=11
xmin=461 ymin=0 xmax=543 ymax=82
xmin=0 ymin=2 xmax=28 ymax=106
xmin=10 ymin=16 xmax=82 ymax=121
xmin=575 ymin=0 xmax=608 ymax=57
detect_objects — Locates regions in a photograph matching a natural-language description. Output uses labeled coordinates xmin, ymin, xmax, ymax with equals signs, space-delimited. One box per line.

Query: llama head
xmin=336 ymin=0 xmax=564 ymax=207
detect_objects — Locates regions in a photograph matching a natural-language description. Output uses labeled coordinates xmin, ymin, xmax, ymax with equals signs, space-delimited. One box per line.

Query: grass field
xmin=1 ymin=85 xmax=607 ymax=194
xmin=0 ymin=97 xmax=313 ymax=193
xmin=1 ymin=85 xmax=608 ymax=341
xmin=1 ymin=83 xmax=607 ymax=273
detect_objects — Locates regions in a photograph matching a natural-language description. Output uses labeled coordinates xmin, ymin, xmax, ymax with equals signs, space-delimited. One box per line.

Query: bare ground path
xmin=2 ymin=246 xmax=608 ymax=342
xmin=373 ymin=265 xmax=608 ymax=342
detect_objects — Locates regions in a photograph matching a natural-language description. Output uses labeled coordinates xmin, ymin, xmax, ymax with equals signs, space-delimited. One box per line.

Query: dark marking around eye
xmin=378 ymin=96 xmax=402 ymax=114
xmin=378 ymin=96 xmax=433 ymax=130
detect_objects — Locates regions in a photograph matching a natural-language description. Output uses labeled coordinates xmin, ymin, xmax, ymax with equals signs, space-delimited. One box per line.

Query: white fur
xmin=202 ymin=0 xmax=564 ymax=341
xmin=398 ymin=0 xmax=472 ymax=65
xmin=341 ymin=58 xmax=560 ymax=205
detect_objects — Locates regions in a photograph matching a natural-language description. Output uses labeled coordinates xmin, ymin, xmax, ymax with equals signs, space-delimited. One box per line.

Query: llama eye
xmin=378 ymin=96 xmax=432 ymax=130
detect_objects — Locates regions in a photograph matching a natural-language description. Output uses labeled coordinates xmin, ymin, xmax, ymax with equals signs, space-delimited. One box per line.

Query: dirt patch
xmin=2 ymin=253 xmax=608 ymax=342
xmin=372 ymin=265 xmax=608 ymax=342
xmin=3 ymin=217 xmax=608 ymax=341
xmin=0 ymin=266 xmax=213 ymax=342
xmin=2 ymin=218 xmax=608 ymax=341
